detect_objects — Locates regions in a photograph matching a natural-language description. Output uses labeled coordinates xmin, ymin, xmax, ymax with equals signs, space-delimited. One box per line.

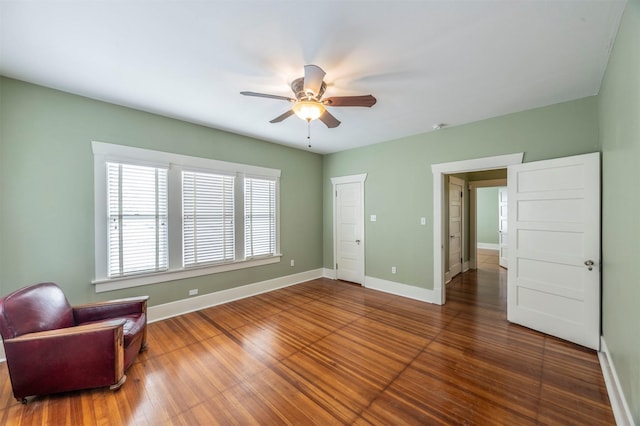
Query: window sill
xmin=93 ymin=255 xmax=282 ymax=293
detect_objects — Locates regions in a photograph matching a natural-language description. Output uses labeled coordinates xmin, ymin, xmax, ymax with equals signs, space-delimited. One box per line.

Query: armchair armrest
xmin=73 ymin=296 xmax=149 ymax=324
xmin=6 ymin=319 xmax=126 ymax=342
xmin=3 ymin=320 xmax=127 ymax=399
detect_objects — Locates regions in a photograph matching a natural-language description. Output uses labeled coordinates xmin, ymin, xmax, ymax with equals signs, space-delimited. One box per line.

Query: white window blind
xmin=107 ymin=162 xmax=168 ymax=277
xmin=183 ymin=171 xmax=235 ymax=267
xmin=245 ymin=177 xmax=276 ymax=258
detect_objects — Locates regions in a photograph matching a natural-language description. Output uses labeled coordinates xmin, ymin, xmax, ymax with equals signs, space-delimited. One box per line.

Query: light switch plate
xmin=421 ymin=217 xmax=426 ymax=225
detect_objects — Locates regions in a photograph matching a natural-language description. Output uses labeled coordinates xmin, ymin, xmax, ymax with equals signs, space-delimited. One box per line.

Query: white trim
xmin=92 ymin=141 xmax=281 ymax=178
xmin=94 ymin=255 xmax=281 ymax=293
xmin=463 ymin=261 xmax=470 ymax=272
xmin=322 ymin=267 xmax=337 ymax=280
xmin=330 ymin=173 xmax=367 ymax=186
xmin=468 ymin=179 xmax=507 ymax=189
xmin=364 ymin=276 xmax=438 ymax=304
xmin=477 ymin=243 xmax=499 ymax=250
xmin=431 ymin=153 xmax=523 ymax=175
xmin=148 ymin=268 xmax=323 ymax=323
xmin=599 ymin=337 xmax=635 ymax=426
xmin=331 ymin=173 xmax=367 ymax=284
xmin=431 ymin=153 xmax=524 ymax=305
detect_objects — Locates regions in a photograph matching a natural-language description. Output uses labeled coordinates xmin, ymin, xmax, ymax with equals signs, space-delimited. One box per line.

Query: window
xmin=245 ymin=177 xmax=276 ymax=258
xmin=93 ymin=142 xmax=281 ymax=292
xmin=183 ymin=171 xmax=235 ymax=266
xmin=107 ymin=162 xmax=168 ymax=277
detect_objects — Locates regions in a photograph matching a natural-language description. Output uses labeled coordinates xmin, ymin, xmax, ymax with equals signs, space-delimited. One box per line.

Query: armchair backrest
xmin=0 ymin=282 xmax=75 ymax=340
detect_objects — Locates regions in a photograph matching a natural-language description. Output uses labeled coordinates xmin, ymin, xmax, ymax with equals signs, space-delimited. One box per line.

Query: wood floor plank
xmin=0 ymin=254 xmax=615 ymax=425
xmin=334 ymin=316 xmax=430 ymax=362
xmin=367 ymin=364 xmax=538 ymax=425
xmin=412 ymin=341 xmax=542 ymax=419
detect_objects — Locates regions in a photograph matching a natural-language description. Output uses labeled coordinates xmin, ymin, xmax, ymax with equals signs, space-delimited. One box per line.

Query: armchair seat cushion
xmin=79 ymin=313 xmax=146 ymax=348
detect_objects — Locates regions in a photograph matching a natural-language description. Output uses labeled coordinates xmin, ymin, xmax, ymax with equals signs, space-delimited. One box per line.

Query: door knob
xmin=355 ymin=239 xmax=361 ymax=245
xmin=584 ymin=260 xmax=595 ymax=271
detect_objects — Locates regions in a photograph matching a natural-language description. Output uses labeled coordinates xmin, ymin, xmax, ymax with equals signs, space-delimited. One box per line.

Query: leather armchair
xmin=0 ymin=282 xmax=148 ymax=403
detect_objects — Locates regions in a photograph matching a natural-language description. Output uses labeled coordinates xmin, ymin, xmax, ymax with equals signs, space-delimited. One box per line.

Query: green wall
xmin=598 ymin=0 xmax=640 ymax=422
xmin=323 ymin=96 xmax=599 ymax=288
xmin=476 ymin=187 xmax=499 ymax=245
xmin=0 ymin=77 xmax=324 ymax=306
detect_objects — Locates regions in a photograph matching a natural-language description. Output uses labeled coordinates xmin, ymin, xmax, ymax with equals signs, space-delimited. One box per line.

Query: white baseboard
xmin=444 ymin=271 xmax=451 ymax=284
xmin=148 ymin=268 xmax=324 ymax=323
xmin=322 ymin=267 xmax=336 ymax=280
xmin=599 ymin=337 xmax=635 ymax=426
xmin=477 ymin=243 xmax=499 ymax=250
xmin=364 ymin=276 xmax=438 ymax=304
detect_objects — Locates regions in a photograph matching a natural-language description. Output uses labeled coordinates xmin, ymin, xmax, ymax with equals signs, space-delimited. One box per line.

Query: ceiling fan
xmin=240 ymin=65 xmax=377 ymax=128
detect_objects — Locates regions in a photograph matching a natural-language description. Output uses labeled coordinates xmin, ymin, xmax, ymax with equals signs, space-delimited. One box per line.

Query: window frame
xmin=93 ymin=141 xmax=281 ymax=293
xmin=106 ymin=161 xmax=169 ymax=278
xmin=182 ymin=169 xmax=236 ymax=267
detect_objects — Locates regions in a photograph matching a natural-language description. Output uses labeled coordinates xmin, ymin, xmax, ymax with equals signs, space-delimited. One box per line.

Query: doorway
xmin=432 ymin=153 xmax=524 ymax=305
xmin=468 ymin=178 xmax=507 ymax=270
xmin=331 ymin=174 xmax=367 ymax=285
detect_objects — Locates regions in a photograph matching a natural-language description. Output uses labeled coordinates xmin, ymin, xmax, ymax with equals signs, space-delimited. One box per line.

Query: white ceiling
xmin=0 ymin=1 xmax=627 ymax=154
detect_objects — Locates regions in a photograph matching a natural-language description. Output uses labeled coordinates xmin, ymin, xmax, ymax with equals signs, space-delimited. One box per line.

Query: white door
xmin=336 ymin=182 xmax=364 ymax=284
xmin=507 ymin=153 xmax=600 ymax=350
xmin=498 ymin=186 xmax=508 ymax=268
xmin=448 ymin=177 xmax=463 ymax=278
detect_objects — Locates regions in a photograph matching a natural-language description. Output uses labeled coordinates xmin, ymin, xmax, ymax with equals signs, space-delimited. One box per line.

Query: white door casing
xmin=448 ymin=177 xmax=464 ymax=279
xmin=498 ymin=186 xmax=508 ymax=268
xmin=432 ymin=153 xmax=524 ymax=305
xmin=332 ymin=174 xmax=366 ymax=284
xmin=507 ymin=152 xmax=600 ymax=350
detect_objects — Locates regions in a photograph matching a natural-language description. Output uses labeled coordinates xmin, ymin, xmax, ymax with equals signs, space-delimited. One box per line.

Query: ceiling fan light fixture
xmin=292 ymin=100 xmax=325 ymax=121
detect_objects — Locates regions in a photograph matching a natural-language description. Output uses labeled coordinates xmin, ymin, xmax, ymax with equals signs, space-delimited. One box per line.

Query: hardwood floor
xmin=0 ymin=253 xmax=615 ymax=425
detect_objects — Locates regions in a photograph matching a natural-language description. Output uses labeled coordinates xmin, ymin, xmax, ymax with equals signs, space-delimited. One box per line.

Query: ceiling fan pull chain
xmin=307 ymin=119 xmax=312 ymax=148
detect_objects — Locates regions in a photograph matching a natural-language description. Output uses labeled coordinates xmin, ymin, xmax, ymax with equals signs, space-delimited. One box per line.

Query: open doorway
xmin=444 ymin=171 xmax=506 ymax=288
xmin=468 ymin=176 xmax=507 ymax=270
xmin=431 ymin=153 xmax=524 ymax=305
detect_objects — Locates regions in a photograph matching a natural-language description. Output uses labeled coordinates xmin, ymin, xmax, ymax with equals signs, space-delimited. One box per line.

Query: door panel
xmin=448 ymin=177 xmax=463 ymax=278
xmin=507 ymin=152 xmax=600 ymax=350
xmin=336 ymin=182 xmax=364 ymax=284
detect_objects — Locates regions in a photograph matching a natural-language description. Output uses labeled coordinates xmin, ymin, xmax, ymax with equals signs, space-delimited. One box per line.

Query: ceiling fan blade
xmin=322 ymin=95 xmax=377 ymax=107
xmin=269 ymin=109 xmax=295 ymax=123
xmin=319 ymin=110 xmax=341 ymax=128
xmin=241 ymin=91 xmax=295 ymax=102
xmin=303 ymin=65 xmax=326 ymax=97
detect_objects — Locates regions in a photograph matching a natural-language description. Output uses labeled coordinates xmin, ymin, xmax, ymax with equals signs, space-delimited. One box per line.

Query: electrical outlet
xmin=391 ymin=266 xmax=397 ymax=274
xmin=290 ymin=259 xmax=295 ymax=267
xmin=370 ymin=214 xmax=377 ymax=222
xmin=188 ymin=289 xmax=198 ymax=296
